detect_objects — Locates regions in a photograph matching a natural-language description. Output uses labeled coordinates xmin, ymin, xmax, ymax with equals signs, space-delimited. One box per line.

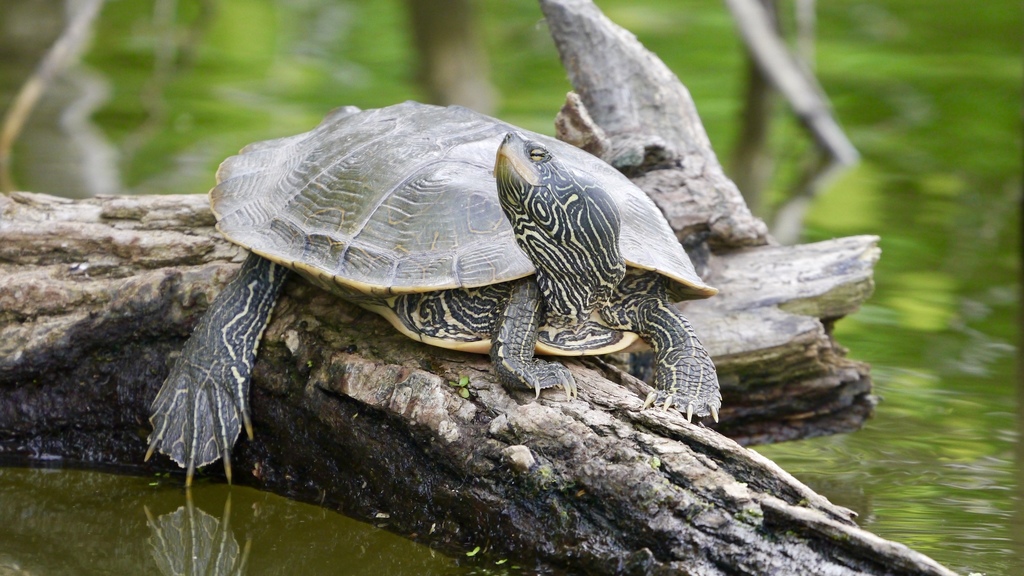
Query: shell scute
xmin=213 ymin=101 xmax=714 ymax=298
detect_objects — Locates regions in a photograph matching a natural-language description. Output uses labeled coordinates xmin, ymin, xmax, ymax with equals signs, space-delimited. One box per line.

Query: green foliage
xmin=449 ymin=375 xmax=471 ymax=398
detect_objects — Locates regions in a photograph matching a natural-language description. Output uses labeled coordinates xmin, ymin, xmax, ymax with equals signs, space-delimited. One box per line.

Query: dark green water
xmin=1 ymin=0 xmax=1019 ymax=574
xmin=0 ymin=467 xmax=480 ymax=575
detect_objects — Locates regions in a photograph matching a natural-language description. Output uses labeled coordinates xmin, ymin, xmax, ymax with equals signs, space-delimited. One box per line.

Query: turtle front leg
xmin=146 ymin=253 xmax=290 ymax=486
xmin=602 ymin=272 xmax=721 ymax=422
xmin=491 ymin=278 xmax=577 ymax=400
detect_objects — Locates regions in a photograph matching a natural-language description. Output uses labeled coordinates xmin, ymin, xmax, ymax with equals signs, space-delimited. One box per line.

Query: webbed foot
xmin=597 ymin=271 xmax=722 ymax=423
xmin=520 ymin=358 xmax=578 ymax=400
xmin=146 ymin=254 xmax=288 ymax=486
xmin=642 ymin=345 xmax=721 ymax=423
xmin=490 ymin=278 xmax=578 ymax=402
xmin=146 ymin=355 xmax=247 ymax=486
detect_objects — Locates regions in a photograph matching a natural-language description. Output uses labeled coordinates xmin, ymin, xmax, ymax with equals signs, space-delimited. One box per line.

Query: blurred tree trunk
xmin=405 ymin=0 xmax=495 ymax=114
xmin=0 ymin=0 xmax=113 ymax=197
xmin=723 ymin=0 xmax=858 ymax=243
xmin=729 ymin=0 xmax=778 ymax=218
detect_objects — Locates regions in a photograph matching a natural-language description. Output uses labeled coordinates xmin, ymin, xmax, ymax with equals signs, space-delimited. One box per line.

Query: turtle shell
xmin=212 ymin=101 xmax=715 ymax=300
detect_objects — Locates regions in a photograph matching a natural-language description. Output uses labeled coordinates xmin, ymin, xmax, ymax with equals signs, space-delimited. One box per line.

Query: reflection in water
xmin=15 ymin=67 xmax=121 ymax=197
xmin=0 ymin=467 xmax=470 ymax=575
xmin=146 ymin=493 xmax=250 ymax=576
xmin=0 ymin=0 xmax=119 ymax=197
xmin=1016 ymin=229 xmax=1024 ymax=573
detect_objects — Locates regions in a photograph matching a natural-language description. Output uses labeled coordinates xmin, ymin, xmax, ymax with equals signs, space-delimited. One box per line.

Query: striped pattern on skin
xmin=146 ymin=253 xmax=290 ymax=486
xmin=389 ymin=281 xmax=627 ymax=353
xmin=599 ymin=271 xmax=721 ymax=421
xmin=392 ymin=284 xmax=507 ymax=342
xmin=495 ymin=133 xmax=626 ymax=327
xmin=391 ymin=267 xmax=719 ymax=418
xmin=494 ymin=133 xmax=719 ymax=420
xmin=489 ymin=278 xmax=577 ymax=399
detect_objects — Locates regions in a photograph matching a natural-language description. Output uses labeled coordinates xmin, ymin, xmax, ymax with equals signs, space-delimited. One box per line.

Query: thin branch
xmin=0 ymin=0 xmax=105 ymax=193
xmin=724 ymin=0 xmax=857 ymax=167
xmin=724 ymin=0 xmax=858 ymax=243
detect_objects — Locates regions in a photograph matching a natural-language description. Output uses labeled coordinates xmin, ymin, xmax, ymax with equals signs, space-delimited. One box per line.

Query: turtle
xmin=146 ymin=101 xmax=721 ymax=485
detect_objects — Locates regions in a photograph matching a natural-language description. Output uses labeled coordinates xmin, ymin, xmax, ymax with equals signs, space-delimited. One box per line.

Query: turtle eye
xmin=528 ymin=147 xmax=548 ymax=162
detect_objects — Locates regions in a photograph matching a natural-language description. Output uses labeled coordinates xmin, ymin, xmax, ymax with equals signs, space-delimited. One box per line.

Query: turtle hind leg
xmin=490 ymin=278 xmax=577 ymax=400
xmin=602 ymin=272 xmax=721 ymax=422
xmin=146 ymin=253 xmax=289 ymax=486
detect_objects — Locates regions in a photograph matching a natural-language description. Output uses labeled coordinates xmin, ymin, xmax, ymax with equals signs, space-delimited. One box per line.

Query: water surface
xmin=0 ymin=467 xmax=483 ymax=575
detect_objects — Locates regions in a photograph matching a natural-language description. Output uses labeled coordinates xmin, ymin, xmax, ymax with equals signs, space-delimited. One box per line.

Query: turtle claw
xmin=242 ymin=411 xmax=254 ymax=441
xmin=560 ymin=370 xmax=578 ymax=400
xmin=220 ymin=454 xmax=232 ymax=485
xmin=495 ymin=354 xmax=578 ymax=403
xmin=641 ymin=387 xmax=721 ymax=425
xmin=510 ymin=358 xmax=577 ymax=402
xmin=144 ymin=441 xmax=158 ymax=463
xmin=642 ymin=391 xmax=657 ymax=410
xmin=646 ymin=337 xmax=722 ymax=423
xmin=530 ymin=359 xmax=576 ymax=401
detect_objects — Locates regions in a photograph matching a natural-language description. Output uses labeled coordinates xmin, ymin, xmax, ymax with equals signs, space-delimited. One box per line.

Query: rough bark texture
xmin=695 ymin=236 xmax=878 ymax=444
xmin=542 ymin=0 xmax=769 ymax=251
xmin=0 ymin=192 xmax=949 ymax=575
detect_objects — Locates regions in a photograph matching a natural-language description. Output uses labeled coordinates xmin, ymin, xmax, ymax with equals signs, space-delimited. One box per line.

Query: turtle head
xmin=494 ymin=131 xmax=549 ymax=191
xmin=494 ymin=132 xmax=626 ymax=321
xmin=493 ymin=131 xmax=604 ymax=218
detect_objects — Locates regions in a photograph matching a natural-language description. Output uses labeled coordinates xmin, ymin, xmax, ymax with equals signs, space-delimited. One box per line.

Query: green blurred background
xmin=0 ymin=0 xmax=1019 ymax=574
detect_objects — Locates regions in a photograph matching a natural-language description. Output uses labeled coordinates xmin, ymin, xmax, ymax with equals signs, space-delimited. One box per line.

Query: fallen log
xmin=0 ymin=191 xmax=948 ymax=575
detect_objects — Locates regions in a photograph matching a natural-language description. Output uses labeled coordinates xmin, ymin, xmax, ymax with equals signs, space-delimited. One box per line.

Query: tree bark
xmin=0 ymin=191 xmax=951 ymax=575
